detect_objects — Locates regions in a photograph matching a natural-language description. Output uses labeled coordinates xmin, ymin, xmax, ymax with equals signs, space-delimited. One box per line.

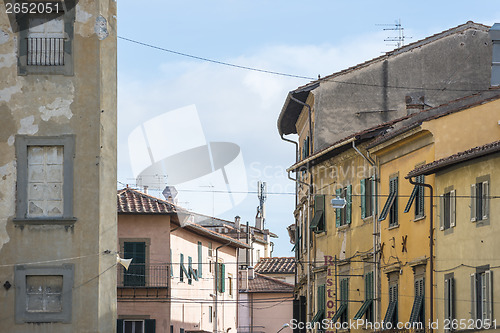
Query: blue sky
xmin=116 ymin=1 xmax=500 ymax=256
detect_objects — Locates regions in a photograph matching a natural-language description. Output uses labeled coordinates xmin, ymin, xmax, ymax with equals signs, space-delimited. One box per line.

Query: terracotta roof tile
xmin=407 ymin=141 xmax=500 ymax=178
xmin=117 ymin=188 xmax=176 ymax=214
xmin=254 ymin=257 xmax=295 ymax=274
xmin=247 ymin=273 xmax=294 ymax=293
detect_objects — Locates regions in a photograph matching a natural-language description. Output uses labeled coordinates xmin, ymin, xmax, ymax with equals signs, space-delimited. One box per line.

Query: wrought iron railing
xmin=117 ymin=264 xmax=169 ymax=288
xmin=27 ymin=37 xmax=65 ymax=66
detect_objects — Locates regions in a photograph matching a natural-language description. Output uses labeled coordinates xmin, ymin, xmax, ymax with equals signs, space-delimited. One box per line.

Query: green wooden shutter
xmin=117 ymin=319 xmax=124 ymax=333
xmin=336 ymin=188 xmax=341 ymax=227
xmin=197 ymin=241 xmax=203 ymax=278
xmin=180 ymin=253 xmax=184 ymax=282
xmin=346 ymin=185 xmax=352 ymax=224
xmin=221 ymin=264 xmax=226 ymax=293
xmin=188 ymin=256 xmax=193 ymax=284
xmin=360 ymin=179 xmax=366 ymax=219
xmin=145 ymin=319 xmax=156 ymax=333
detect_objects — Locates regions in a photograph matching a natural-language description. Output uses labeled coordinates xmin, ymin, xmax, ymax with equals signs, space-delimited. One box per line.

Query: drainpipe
xmin=408 ymin=176 xmax=434 ymax=331
xmin=215 ymin=241 xmax=232 ymax=333
xmin=289 ymin=95 xmax=314 ymax=324
xmin=352 ymin=141 xmax=379 ymax=325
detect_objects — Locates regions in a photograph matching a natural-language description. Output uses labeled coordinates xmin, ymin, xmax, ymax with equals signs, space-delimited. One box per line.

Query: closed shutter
xmin=439 ymin=195 xmax=444 ymax=230
xmin=336 ymin=188 xmax=341 ymax=227
xmin=361 ymin=179 xmax=366 ymax=218
xmin=471 ymin=184 xmax=477 ymax=222
xmin=346 ymin=185 xmax=352 ymax=224
xmin=485 ymin=271 xmax=492 ymax=321
xmin=471 ymin=273 xmax=477 ymax=320
xmin=450 ymin=278 xmax=454 ymax=322
xmin=145 ymin=319 xmax=156 ymax=333
xmin=444 ymin=279 xmax=450 ymax=321
xmin=417 ymin=175 xmax=425 ymax=216
xmin=170 ymin=249 xmax=173 ymax=277
xmin=198 ymin=241 xmax=203 ymax=278
xmin=450 ymin=190 xmax=456 ymax=228
xmin=482 ymin=181 xmax=489 ymax=220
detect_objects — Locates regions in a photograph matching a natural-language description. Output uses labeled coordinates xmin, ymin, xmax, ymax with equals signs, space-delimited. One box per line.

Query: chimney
xmin=234 ymin=215 xmax=241 ymax=229
xmin=490 ymin=23 xmax=500 ymax=86
xmin=143 ymin=185 xmax=148 ymax=194
xmin=248 ymin=266 xmax=255 ymax=280
xmin=239 ymin=268 xmax=248 ymax=291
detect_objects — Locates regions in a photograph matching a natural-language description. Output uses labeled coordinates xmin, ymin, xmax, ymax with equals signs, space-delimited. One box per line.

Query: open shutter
xmin=482 ymin=181 xmax=489 ymax=220
xmin=450 ymin=190 xmax=456 ymax=228
xmin=361 ymin=179 xmax=366 ymax=218
xmin=444 ymin=279 xmax=450 ymax=321
xmin=485 ymin=271 xmax=492 ymax=321
xmin=471 ymin=273 xmax=477 ymax=320
xmin=197 ymin=241 xmax=203 ymax=278
xmin=450 ymin=278 xmax=454 ymax=322
xmin=145 ymin=319 xmax=156 ymax=333
xmin=221 ymin=264 xmax=226 ymax=293
xmin=471 ymin=184 xmax=477 ymax=222
xmin=346 ymin=185 xmax=352 ymax=224
xmin=404 ymin=185 xmax=418 ymax=213
xmin=117 ymin=319 xmax=124 ymax=333
xmin=439 ymin=195 xmax=444 ymax=230
xmin=417 ymin=175 xmax=425 ymax=216
xmin=336 ymin=188 xmax=341 ymax=227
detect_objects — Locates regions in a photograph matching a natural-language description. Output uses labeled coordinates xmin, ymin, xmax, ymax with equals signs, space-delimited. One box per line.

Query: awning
xmin=353 ymin=299 xmax=372 ymax=320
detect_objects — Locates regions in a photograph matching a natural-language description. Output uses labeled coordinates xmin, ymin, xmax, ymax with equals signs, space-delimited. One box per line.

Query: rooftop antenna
xmin=256 ymin=181 xmax=267 ymax=229
xmin=377 ymin=19 xmax=412 ymax=49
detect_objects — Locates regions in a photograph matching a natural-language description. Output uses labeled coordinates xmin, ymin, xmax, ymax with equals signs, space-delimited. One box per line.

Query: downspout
xmin=352 ymin=141 xmax=379 ymax=325
xmin=289 ymin=95 xmax=314 ymax=324
xmin=408 ymin=176 xmax=434 ymax=331
xmin=215 ymin=241 xmax=232 ymax=333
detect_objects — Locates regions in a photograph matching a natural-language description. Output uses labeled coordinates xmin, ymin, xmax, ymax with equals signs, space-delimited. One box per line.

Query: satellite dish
xmin=116 ymin=254 xmax=133 ymax=271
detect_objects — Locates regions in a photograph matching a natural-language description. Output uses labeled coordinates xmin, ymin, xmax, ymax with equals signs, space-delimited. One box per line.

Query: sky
xmin=116 ymin=1 xmax=500 ymax=257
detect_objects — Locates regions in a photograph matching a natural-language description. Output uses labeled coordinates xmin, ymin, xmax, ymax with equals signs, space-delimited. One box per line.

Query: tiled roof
xmin=254 ymin=257 xmax=295 ymax=275
xmin=407 ymin=141 xmax=500 ymax=178
xmin=247 ymin=273 xmax=294 ymax=293
xmin=117 ymin=188 xmax=176 ymax=214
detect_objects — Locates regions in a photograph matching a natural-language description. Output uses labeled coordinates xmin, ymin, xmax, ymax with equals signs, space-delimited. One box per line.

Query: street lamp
xmin=330 ymin=196 xmax=346 ymax=209
xmin=277 ymin=323 xmax=290 ymax=333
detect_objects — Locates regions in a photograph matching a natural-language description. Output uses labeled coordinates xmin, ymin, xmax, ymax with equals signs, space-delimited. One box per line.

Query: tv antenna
xmin=377 ymin=19 xmax=412 ymax=49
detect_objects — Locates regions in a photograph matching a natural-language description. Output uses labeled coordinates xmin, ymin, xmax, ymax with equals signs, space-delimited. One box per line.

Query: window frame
xmin=471 ymin=178 xmax=490 ymax=223
xmin=444 ymin=274 xmax=455 ymax=330
xmin=361 ymin=177 xmax=374 ymax=219
xmin=15 ymin=264 xmax=74 ymax=323
xmin=440 ymin=189 xmax=456 ymax=231
xmin=16 ymin=0 xmax=75 ymax=75
xmin=335 ymin=185 xmax=352 ymax=227
xmin=14 ymin=135 xmax=76 ymax=226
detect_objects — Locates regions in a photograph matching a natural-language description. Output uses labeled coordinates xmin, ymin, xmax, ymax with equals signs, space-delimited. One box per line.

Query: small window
xmin=440 ymin=190 xmax=456 ymax=231
xmin=228 ymin=274 xmax=233 ymax=297
xmin=335 ymin=185 xmax=352 ymax=227
xmin=379 ymin=177 xmax=398 ymax=227
xmin=471 ymin=270 xmax=493 ymax=322
xmin=208 ymin=242 xmax=213 ymax=257
xmin=471 ymin=181 xmax=489 ymax=222
xmin=17 ymin=0 xmax=75 ymax=75
xmin=15 ymin=264 xmax=74 ymax=323
xmin=444 ymin=275 xmax=455 ymax=330
xmin=209 ymin=306 xmax=213 ymax=323
xmin=15 ymin=135 xmax=76 ymax=225
xmin=310 ymin=194 xmax=326 ymax=233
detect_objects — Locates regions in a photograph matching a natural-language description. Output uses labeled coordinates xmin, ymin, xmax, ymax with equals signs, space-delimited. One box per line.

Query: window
xmin=208 ymin=242 xmax=213 ymax=257
xmin=312 ymin=284 xmax=325 ymax=326
xmin=302 ymin=136 xmax=310 ymax=160
xmin=209 ymin=306 xmax=213 ymax=323
xmin=440 ymin=190 xmax=456 ymax=231
xmin=471 ymin=181 xmax=489 ymax=222
xmin=17 ymin=0 xmax=75 ymax=75
xmin=405 ymin=175 xmax=425 ymax=218
xmin=116 ymin=319 xmax=156 ymax=333
xmin=335 ymin=185 xmax=352 ymax=227
xmin=471 ymin=269 xmax=493 ymax=322
xmin=379 ymin=177 xmax=398 ymax=227
xmin=354 ymin=272 xmax=373 ymax=322
xmin=361 ymin=178 xmax=374 ymax=219
xmin=409 ymin=277 xmax=425 ymax=326
xmin=228 ymin=274 xmax=233 ymax=297
xmin=384 ymin=275 xmax=398 ymax=327
xmin=444 ymin=274 xmax=455 ymax=329
xmin=124 ymin=242 xmax=146 ymax=287
xmin=15 ymin=135 xmax=75 ymax=224
xmin=310 ymin=194 xmax=326 ymax=233
xmin=15 ymin=264 xmax=74 ymax=323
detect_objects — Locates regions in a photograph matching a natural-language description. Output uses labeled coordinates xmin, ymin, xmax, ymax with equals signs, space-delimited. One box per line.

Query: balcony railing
xmin=27 ymin=37 xmax=65 ymax=66
xmin=117 ymin=264 xmax=169 ymax=288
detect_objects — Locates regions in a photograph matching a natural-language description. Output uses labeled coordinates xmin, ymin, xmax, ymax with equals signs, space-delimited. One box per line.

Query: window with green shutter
xmin=404 ymin=175 xmax=425 ymax=218
xmin=361 ymin=178 xmax=374 ymax=219
xmin=180 ymin=253 xmax=189 ymax=283
xmin=336 ymin=186 xmax=351 ymax=227
xmin=310 ymin=195 xmax=325 ymax=233
xmin=197 ymin=241 xmax=203 ymax=278
xmin=123 ymin=242 xmax=146 ymax=286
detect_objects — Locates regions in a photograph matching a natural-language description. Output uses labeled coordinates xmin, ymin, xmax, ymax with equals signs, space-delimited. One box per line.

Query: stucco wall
xmin=0 ymin=1 xmax=117 ymax=332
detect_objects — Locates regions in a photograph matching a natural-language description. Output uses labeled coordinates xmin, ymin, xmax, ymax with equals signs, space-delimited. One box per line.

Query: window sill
xmin=337 ymin=224 xmax=350 ymax=231
xmin=388 ymin=224 xmax=399 ymax=230
xmin=13 ymin=218 xmax=77 ymax=229
xmin=362 ymin=216 xmax=374 ymax=223
xmin=315 ymin=231 xmax=327 ymax=237
xmin=413 ymin=215 xmax=426 ymax=222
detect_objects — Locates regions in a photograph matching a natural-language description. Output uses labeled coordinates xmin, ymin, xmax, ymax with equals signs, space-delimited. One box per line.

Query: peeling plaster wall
xmin=0 ymin=0 xmax=117 ymax=332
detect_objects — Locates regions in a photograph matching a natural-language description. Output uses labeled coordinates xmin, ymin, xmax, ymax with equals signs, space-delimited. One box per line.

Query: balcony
xmin=117 ymin=264 xmax=169 ymax=299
